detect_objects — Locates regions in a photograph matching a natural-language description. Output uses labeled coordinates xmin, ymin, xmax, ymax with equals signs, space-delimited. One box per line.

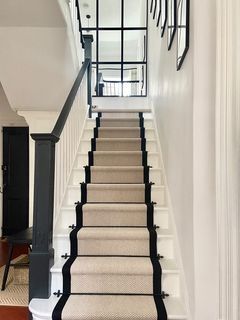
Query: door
xmin=2 ymin=127 xmax=29 ymax=236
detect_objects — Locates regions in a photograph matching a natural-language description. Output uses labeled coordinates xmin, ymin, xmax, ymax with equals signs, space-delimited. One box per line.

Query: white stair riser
xmin=75 ymin=153 xmax=162 ymax=168
xmin=82 ymin=129 xmax=156 ymax=140
xmin=85 ymin=119 xmax=154 ymax=130
xmin=51 ymin=268 xmax=180 ymax=297
xmin=63 ymin=186 xmax=166 ymax=206
xmin=155 ymin=210 xmax=169 ymax=229
xmin=56 ymin=207 xmax=169 ymax=229
xmin=69 ymin=169 xmax=164 ymax=186
xmin=78 ymin=140 xmax=158 ymax=153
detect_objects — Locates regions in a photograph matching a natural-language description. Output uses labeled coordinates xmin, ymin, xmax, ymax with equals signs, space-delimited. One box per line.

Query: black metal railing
xmin=75 ymin=0 xmax=84 ymax=48
xmin=29 ymin=35 xmax=93 ymax=301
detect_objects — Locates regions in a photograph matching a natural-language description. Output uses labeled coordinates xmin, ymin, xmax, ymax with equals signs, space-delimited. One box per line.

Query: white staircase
xmin=29 ymin=110 xmax=187 ymax=320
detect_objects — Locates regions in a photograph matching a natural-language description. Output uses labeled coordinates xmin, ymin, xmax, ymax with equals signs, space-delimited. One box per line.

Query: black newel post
xmin=83 ymin=34 xmax=94 ymax=118
xmin=29 ymin=134 xmax=59 ymax=301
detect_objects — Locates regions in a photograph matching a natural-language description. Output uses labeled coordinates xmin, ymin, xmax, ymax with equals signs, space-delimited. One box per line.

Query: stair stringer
xmin=151 ymin=105 xmax=191 ymax=320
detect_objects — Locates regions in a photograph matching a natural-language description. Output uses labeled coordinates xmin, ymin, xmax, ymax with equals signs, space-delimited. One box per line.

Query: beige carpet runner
xmin=52 ymin=112 xmax=167 ymax=320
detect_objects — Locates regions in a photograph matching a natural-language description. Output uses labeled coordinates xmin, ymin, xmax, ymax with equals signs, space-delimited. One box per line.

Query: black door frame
xmin=2 ymin=127 xmax=29 ymax=236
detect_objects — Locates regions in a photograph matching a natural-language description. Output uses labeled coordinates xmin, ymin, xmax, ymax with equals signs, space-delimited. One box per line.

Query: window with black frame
xmin=80 ymin=0 xmax=148 ymax=97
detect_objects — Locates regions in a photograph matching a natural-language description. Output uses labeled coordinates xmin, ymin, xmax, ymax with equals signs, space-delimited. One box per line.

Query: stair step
xmin=92 ymin=108 xmax=151 ymax=114
xmin=53 ymin=228 xmax=174 ymax=261
xmin=93 ymin=138 xmax=145 ymax=152
xmin=68 ymin=257 xmax=154 ymax=294
xmin=81 ymin=203 xmax=151 ymax=227
xmin=97 ymin=118 xmax=142 ymax=127
xmin=86 ymin=118 xmax=154 ymax=129
xmin=97 ymin=127 xmax=143 ymax=138
xmin=82 ymin=128 xmax=156 ymax=139
xmin=76 ymin=152 xmax=162 ymax=168
xmin=70 ymin=167 xmax=164 ymax=185
xmin=85 ymin=166 xmax=149 ymax=184
xmin=76 ymin=227 xmax=150 ymax=256
xmin=51 ymin=258 xmax=180 ymax=296
xmin=56 ymin=205 xmax=169 ymax=230
xmin=64 ymin=185 xmax=166 ymax=206
xmin=83 ymin=183 xmax=148 ymax=203
xmin=79 ymin=139 xmax=158 ymax=152
xmin=29 ymin=296 xmax=187 ymax=320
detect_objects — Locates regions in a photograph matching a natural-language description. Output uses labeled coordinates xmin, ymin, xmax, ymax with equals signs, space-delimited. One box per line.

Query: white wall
xmin=148 ymin=0 xmax=217 ymax=319
xmin=0 ymin=0 xmax=81 ymax=112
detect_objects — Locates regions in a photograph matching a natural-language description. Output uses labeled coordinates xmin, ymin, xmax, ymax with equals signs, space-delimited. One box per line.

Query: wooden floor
xmin=0 ymin=239 xmax=28 ymax=320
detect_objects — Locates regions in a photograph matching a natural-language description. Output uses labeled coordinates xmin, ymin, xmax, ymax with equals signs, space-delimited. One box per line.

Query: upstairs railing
xmin=29 ymin=34 xmax=93 ymax=301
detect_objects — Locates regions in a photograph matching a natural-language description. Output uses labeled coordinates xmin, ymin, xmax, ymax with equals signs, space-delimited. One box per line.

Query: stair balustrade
xmin=29 ymin=35 xmax=93 ymax=302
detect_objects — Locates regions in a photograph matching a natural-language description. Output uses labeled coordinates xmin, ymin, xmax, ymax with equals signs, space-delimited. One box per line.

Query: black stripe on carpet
xmin=141 ymin=138 xmax=146 ymax=151
xmin=88 ymin=151 xmax=94 ymax=166
xmin=81 ymin=183 xmax=87 ymax=204
xmin=62 ymin=256 xmax=76 ymax=294
xmin=142 ymin=151 xmax=148 ymax=166
xmin=145 ymin=183 xmax=152 ymax=203
xmin=144 ymin=166 xmax=150 ymax=183
xmin=76 ymin=203 xmax=84 ymax=227
xmin=52 ymin=294 xmax=69 ymax=320
xmin=151 ymin=257 xmax=162 ymax=294
xmin=70 ymin=227 xmax=81 ymax=256
xmin=91 ymin=138 xmax=96 ymax=151
xmin=85 ymin=166 xmax=91 ymax=184
xmin=148 ymin=228 xmax=157 ymax=258
xmin=154 ymin=295 xmax=168 ymax=320
xmin=147 ymin=203 xmax=154 ymax=227
xmin=140 ymin=127 xmax=145 ymax=139
xmin=94 ymin=127 xmax=99 ymax=138
xmin=96 ymin=117 xmax=101 ymax=127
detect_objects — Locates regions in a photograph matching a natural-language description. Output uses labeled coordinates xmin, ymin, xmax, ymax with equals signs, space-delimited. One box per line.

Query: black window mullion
xmin=121 ymin=0 xmax=124 ymax=96
xmin=96 ymin=0 xmax=99 ymax=95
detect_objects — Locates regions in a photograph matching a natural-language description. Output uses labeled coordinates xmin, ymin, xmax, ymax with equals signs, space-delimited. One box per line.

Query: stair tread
xmin=93 ymin=108 xmax=151 ymax=113
xmin=54 ymin=228 xmax=172 ymax=238
xmin=78 ymin=227 xmax=150 ymax=240
xmin=70 ymin=256 xmax=153 ymax=275
xmin=61 ymin=204 xmax=168 ymax=211
xmin=29 ymin=296 xmax=187 ymax=319
xmin=52 ymin=258 xmax=178 ymax=274
xmin=79 ymin=151 xmax=159 ymax=155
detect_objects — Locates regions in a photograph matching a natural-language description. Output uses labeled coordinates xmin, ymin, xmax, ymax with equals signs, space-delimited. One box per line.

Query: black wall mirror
xmin=150 ymin=0 xmax=154 ymax=13
xmin=177 ymin=0 xmax=190 ymax=70
xmin=160 ymin=0 xmax=167 ymax=37
xmin=153 ymin=0 xmax=157 ymax=19
xmin=167 ymin=0 xmax=177 ymax=50
xmin=156 ymin=0 xmax=161 ymax=27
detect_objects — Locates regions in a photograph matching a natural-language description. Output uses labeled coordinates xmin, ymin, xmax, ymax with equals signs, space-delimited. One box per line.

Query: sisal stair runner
xmin=52 ymin=112 xmax=167 ymax=320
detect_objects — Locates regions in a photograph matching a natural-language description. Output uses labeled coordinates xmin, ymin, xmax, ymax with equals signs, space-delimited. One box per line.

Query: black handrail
xmin=52 ymin=59 xmax=90 ymax=138
xmin=75 ymin=0 xmax=84 ymax=48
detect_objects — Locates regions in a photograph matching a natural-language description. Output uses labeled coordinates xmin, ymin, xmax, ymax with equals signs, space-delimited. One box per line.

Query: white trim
xmin=216 ymin=0 xmax=240 ymax=319
xmin=150 ymin=102 xmax=191 ymax=319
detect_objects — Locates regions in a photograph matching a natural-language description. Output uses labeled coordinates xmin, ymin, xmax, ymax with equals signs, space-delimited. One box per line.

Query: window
xmin=80 ymin=0 xmax=148 ymax=96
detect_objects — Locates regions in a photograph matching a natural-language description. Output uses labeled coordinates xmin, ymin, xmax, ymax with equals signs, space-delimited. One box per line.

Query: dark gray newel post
xmin=83 ymin=34 xmax=94 ymax=118
xmin=29 ymin=134 xmax=59 ymax=301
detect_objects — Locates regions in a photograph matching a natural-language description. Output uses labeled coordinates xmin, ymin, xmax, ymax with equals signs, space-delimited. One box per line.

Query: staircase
xmin=29 ymin=109 xmax=187 ymax=320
